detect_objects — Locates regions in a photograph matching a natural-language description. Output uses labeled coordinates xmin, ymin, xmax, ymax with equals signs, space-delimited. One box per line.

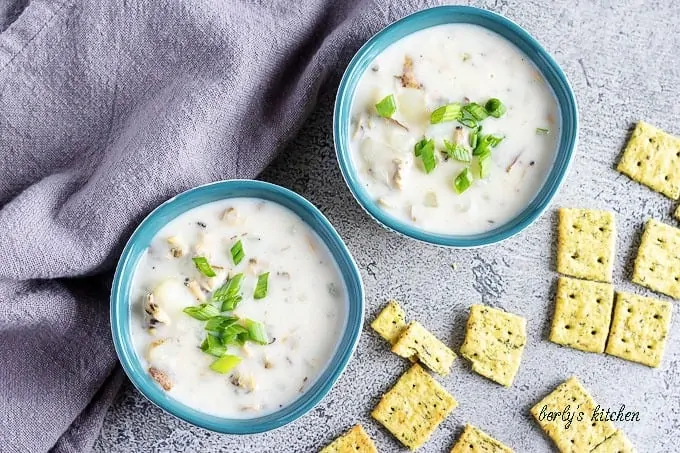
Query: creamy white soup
xmin=349 ymin=23 xmax=560 ymax=235
xmin=130 ymin=198 xmax=346 ymax=418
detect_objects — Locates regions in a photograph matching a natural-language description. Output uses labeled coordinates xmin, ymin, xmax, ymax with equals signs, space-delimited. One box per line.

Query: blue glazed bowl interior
xmin=334 ymin=6 xmax=578 ymax=247
xmin=110 ymin=180 xmax=364 ymax=434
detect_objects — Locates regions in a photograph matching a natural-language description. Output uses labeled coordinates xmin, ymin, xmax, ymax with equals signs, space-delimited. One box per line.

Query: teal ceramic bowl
xmin=334 ymin=6 xmax=578 ymax=247
xmin=110 ymin=180 xmax=364 ymax=434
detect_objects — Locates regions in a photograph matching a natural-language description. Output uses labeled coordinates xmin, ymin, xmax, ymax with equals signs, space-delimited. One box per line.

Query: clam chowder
xmin=349 ymin=24 xmax=560 ymax=234
xmin=130 ymin=198 xmax=346 ymax=418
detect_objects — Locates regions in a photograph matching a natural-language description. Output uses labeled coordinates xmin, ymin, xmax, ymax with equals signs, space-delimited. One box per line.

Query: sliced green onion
xmin=414 ymin=138 xmax=436 ymax=173
xmin=486 ymin=135 xmax=504 ymax=147
xmin=200 ymin=334 xmax=226 ymax=357
xmin=443 ymin=140 xmax=471 ymax=163
xmin=192 ymin=256 xmax=216 ymax=277
xmin=473 ymin=134 xmax=504 ymax=156
xmin=463 ymin=103 xmax=489 ymax=121
xmin=254 ymin=272 xmax=269 ymax=299
xmin=430 ymin=103 xmax=462 ymax=124
xmin=375 ymin=94 xmax=397 ymax=118
xmin=469 ymin=127 xmax=480 ymax=149
xmin=230 ymin=240 xmax=245 ymax=265
xmin=183 ymin=303 xmax=220 ymax=321
xmin=485 ymin=98 xmax=507 ymax=118
xmin=244 ymin=319 xmax=269 ymax=345
xmin=458 ymin=117 xmax=477 ymax=128
xmin=453 ymin=168 xmax=474 ymax=194
xmin=212 ymin=273 xmax=245 ymax=311
xmin=209 ymin=354 xmax=241 ymax=374
xmin=204 ymin=315 xmax=238 ymax=335
xmin=536 ymin=127 xmax=550 ymax=135
xmin=477 ymin=150 xmax=493 ymax=179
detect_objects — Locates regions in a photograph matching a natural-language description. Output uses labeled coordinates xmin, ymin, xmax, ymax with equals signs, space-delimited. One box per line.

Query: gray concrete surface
xmin=93 ymin=1 xmax=680 ymax=451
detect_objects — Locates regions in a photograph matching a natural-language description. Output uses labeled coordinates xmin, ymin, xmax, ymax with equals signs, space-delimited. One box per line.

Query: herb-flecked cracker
xmin=632 ymin=219 xmax=680 ymax=298
xmin=450 ymin=424 xmax=514 ymax=453
xmin=605 ymin=291 xmax=672 ymax=367
xmin=617 ymin=121 xmax=680 ymax=199
xmin=371 ymin=364 xmax=457 ymax=450
xmin=591 ymin=430 xmax=636 ymax=453
xmin=392 ymin=321 xmax=456 ymax=375
xmin=459 ymin=305 xmax=527 ymax=387
xmin=557 ymin=208 xmax=616 ymax=282
xmin=530 ymin=377 xmax=616 ymax=453
xmin=371 ymin=300 xmax=407 ymax=344
xmin=320 ymin=425 xmax=378 ymax=453
xmin=549 ymin=277 xmax=614 ymax=353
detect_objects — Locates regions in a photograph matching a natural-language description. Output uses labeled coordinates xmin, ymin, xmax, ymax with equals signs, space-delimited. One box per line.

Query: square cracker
xmin=632 ymin=219 xmax=680 ymax=298
xmin=617 ymin=121 xmax=680 ymax=199
xmin=591 ymin=430 xmax=636 ymax=453
xmin=460 ymin=305 xmax=527 ymax=387
xmin=549 ymin=276 xmax=614 ymax=353
xmin=371 ymin=300 xmax=407 ymax=344
xmin=392 ymin=321 xmax=456 ymax=375
xmin=320 ymin=425 xmax=378 ymax=453
xmin=371 ymin=364 xmax=457 ymax=450
xmin=531 ymin=377 xmax=616 ymax=452
xmin=557 ymin=208 xmax=616 ymax=282
xmin=450 ymin=424 xmax=513 ymax=453
xmin=605 ymin=291 xmax=672 ymax=367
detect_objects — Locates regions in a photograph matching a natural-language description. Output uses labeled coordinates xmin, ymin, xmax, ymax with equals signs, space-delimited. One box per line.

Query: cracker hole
xmin=627 ymin=308 xmax=632 ymax=313
xmin=654 ymin=314 xmax=661 ymax=319
xmin=592 ymin=422 xmax=597 ymax=427
xmin=571 ymin=253 xmax=579 ymax=259
xmin=596 ymin=298 xmax=602 ymax=304
xmin=636 ymin=161 xmax=641 ymax=166
xmin=621 ymin=338 xmax=627 ymax=343
xmin=569 ymin=293 xmax=575 ymax=299
xmin=507 ymin=331 xmax=512 ymax=336
xmin=591 ymin=330 xmax=597 ymax=335
xmin=598 ymin=227 xmax=605 ymax=232
xmin=649 ymin=138 xmax=654 ymax=143
xmin=565 ymin=325 xmax=571 ymax=330
xmin=597 ymin=257 xmax=604 ymax=264
xmin=665 ymin=175 xmax=670 ymax=181
xmin=647 ymin=345 xmax=654 ymax=349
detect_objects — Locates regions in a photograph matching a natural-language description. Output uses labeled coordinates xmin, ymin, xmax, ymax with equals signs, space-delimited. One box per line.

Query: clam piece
xmin=186 ymin=280 xmax=206 ymax=302
xmin=222 ymin=207 xmax=241 ymax=225
xmin=166 ymin=236 xmax=183 ymax=258
xmin=149 ymin=367 xmax=172 ymax=391
xmin=397 ymin=56 xmax=422 ymax=89
xmin=144 ymin=293 xmax=171 ymax=327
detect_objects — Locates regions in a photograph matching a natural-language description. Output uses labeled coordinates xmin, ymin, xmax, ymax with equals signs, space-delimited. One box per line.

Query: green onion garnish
xmin=469 ymin=126 xmax=480 ymax=149
xmin=430 ymin=103 xmax=462 ymax=124
xmin=414 ymin=138 xmax=436 ymax=173
xmin=212 ymin=273 xmax=244 ymax=311
xmin=204 ymin=315 xmax=238 ymax=335
xmin=463 ymin=103 xmax=489 ymax=121
xmin=221 ymin=323 xmax=249 ymax=345
xmin=183 ymin=303 xmax=220 ymax=321
xmin=230 ymin=240 xmax=245 ymax=265
xmin=477 ymin=150 xmax=493 ymax=178
xmin=485 ymin=98 xmax=507 ymax=118
xmin=200 ymin=334 xmax=226 ymax=357
xmin=254 ymin=272 xmax=269 ymax=299
xmin=458 ymin=117 xmax=477 ymax=128
xmin=453 ymin=168 xmax=474 ymax=194
xmin=192 ymin=256 xmax=216 ymax=277
xmin=473 ymin=134 xmax=504 ymax=156
xmin=536 ymin=127 xmax=550 ymax=135
xmin=375 ymin=94 xmax=397 ymax=118
xmin=244 ymin=319 xmax=269 ymax=345
xmin=443 ymin=140 xmax=471 ymax=163
xmin=209 ymin=354 xmax=242 ymax=374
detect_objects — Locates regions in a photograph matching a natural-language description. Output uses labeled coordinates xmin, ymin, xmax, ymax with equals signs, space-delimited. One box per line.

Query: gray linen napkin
xmin=0 ymin=0 xmax=436 ymax=451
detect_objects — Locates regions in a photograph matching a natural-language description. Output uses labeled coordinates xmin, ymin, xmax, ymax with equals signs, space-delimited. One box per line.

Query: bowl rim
xmin=110 ymin=179 xmax=364 ymax=434
xmin=333 ymin=5 xmax=579 ymax=248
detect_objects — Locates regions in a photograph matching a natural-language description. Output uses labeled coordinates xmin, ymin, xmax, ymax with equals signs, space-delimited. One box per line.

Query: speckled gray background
xmin=94 ymin=0 xmax=680 ymax=451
